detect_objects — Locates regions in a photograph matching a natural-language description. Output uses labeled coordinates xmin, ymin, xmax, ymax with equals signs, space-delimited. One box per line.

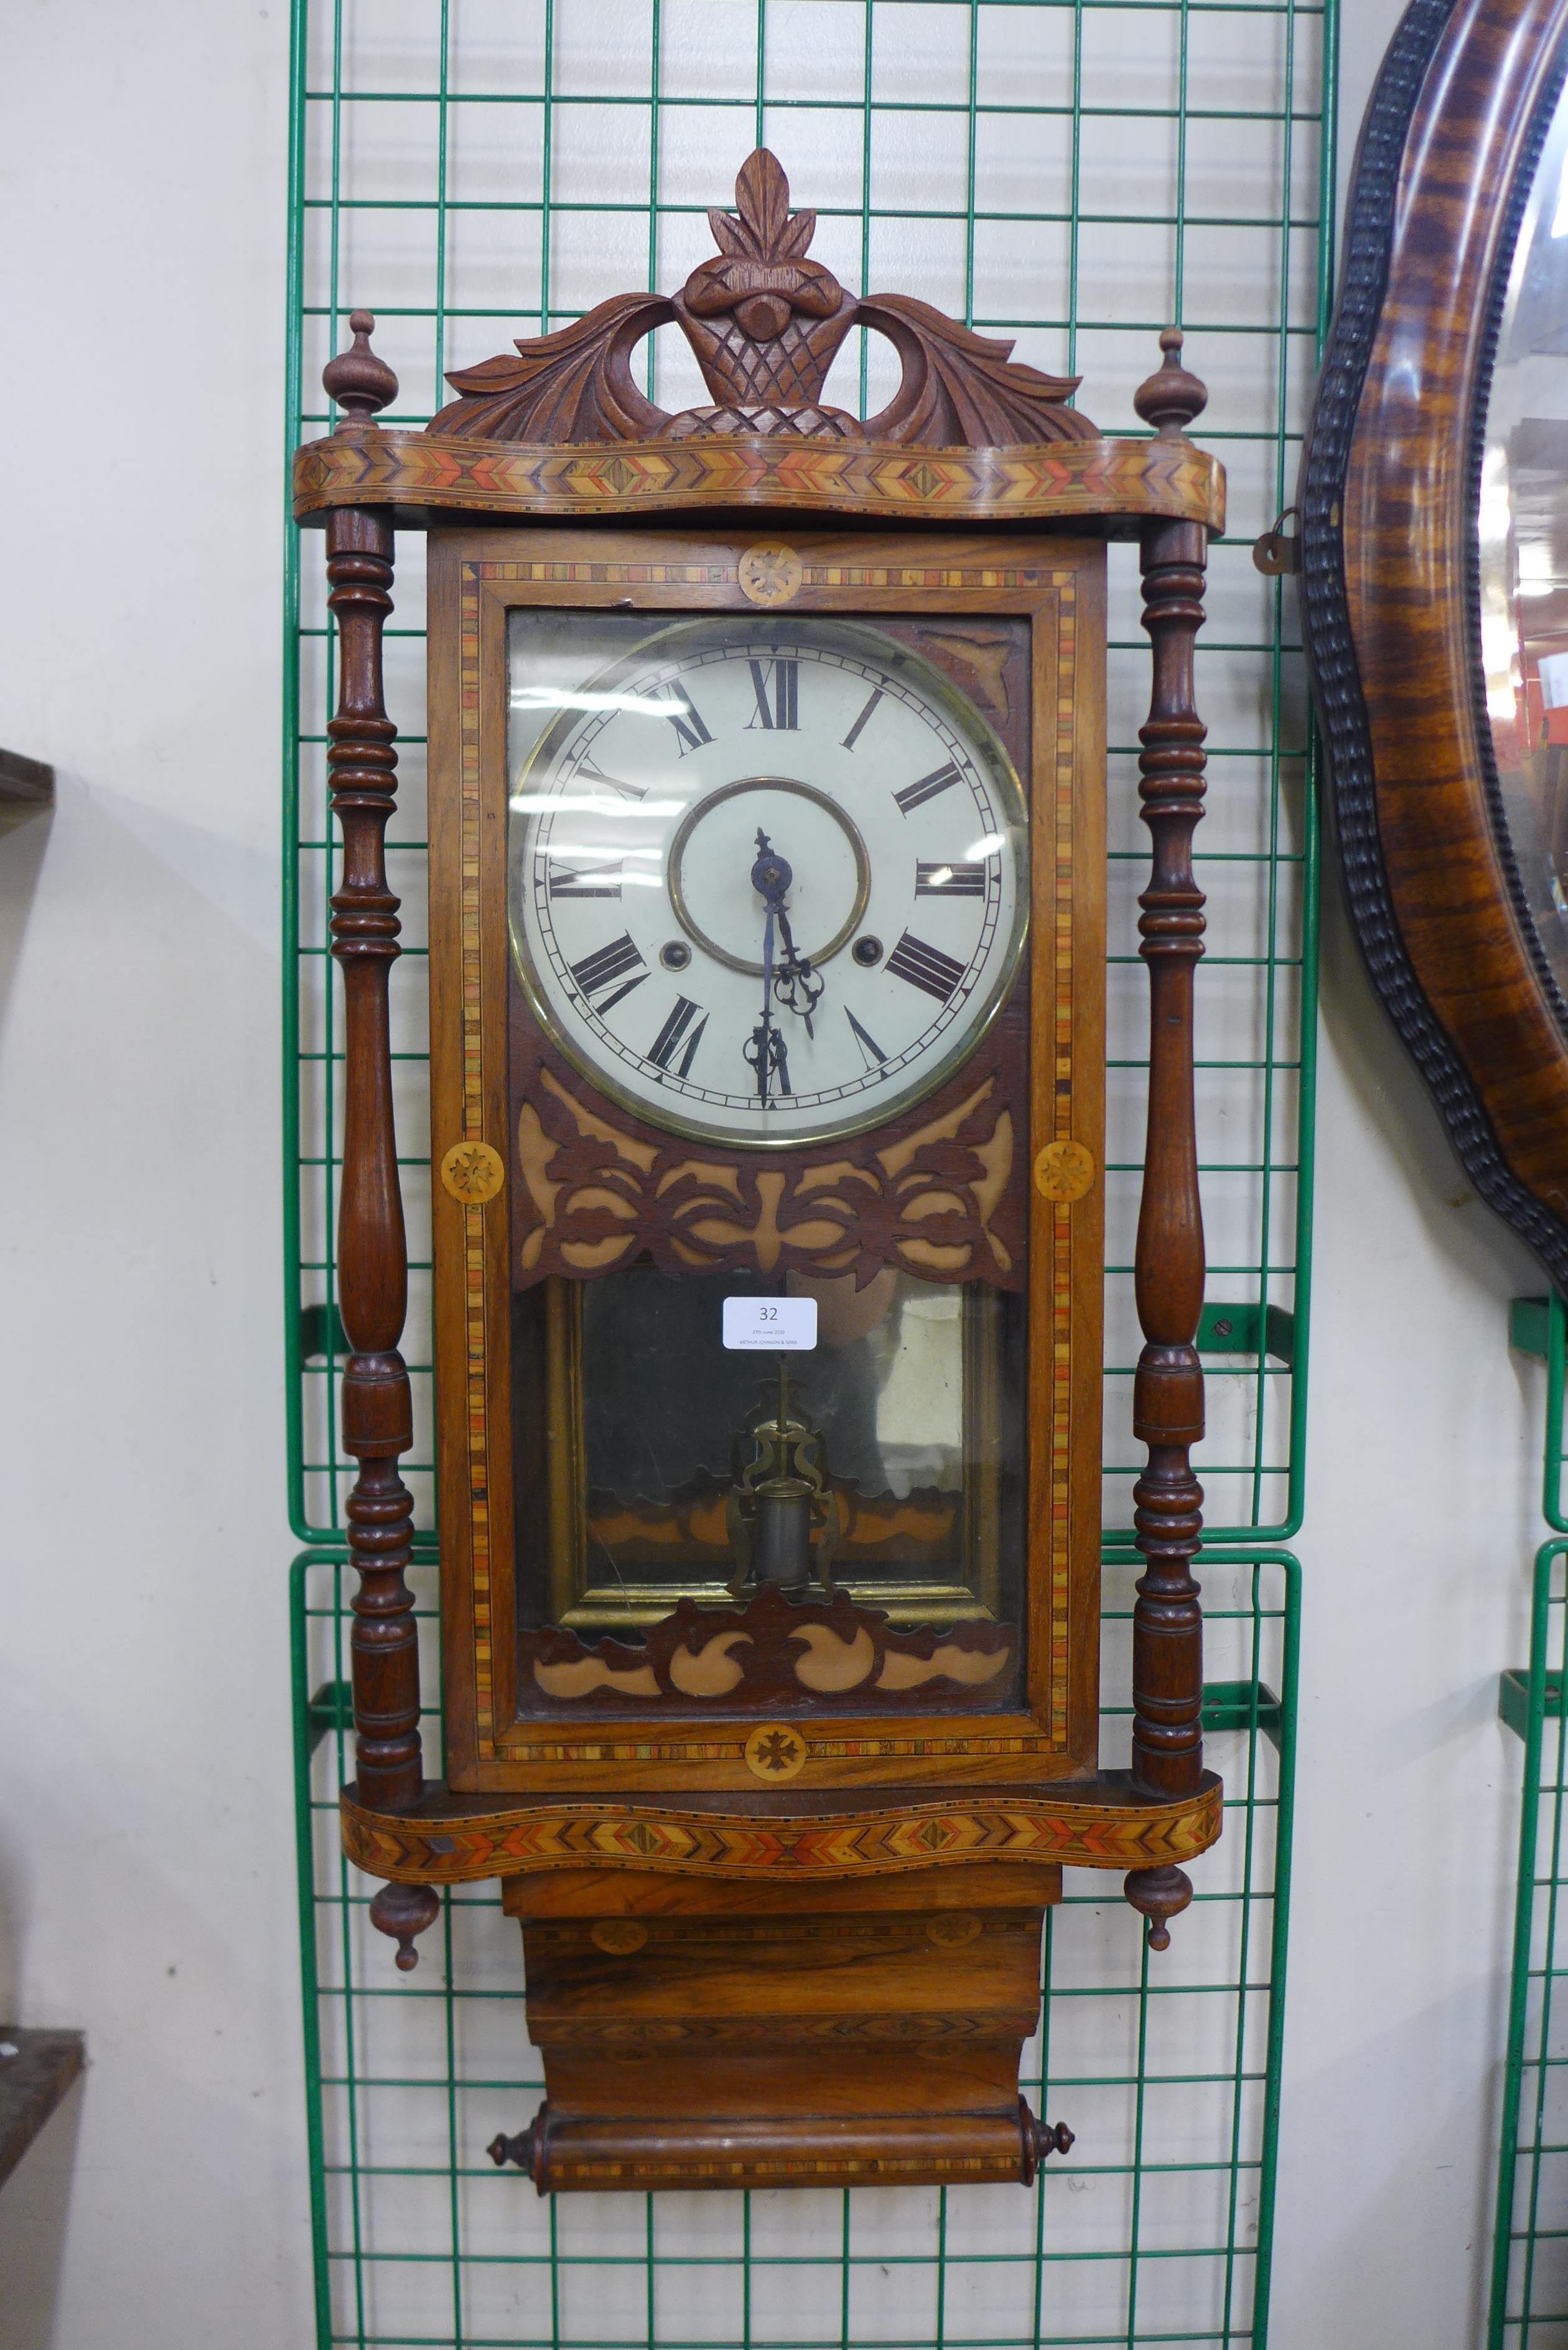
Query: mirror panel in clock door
xmin=1477 ymin=40 xmax=1568 ymax=1016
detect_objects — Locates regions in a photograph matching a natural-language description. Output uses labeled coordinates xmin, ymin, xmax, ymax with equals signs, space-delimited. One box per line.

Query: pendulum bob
xmin=750 ymin=1475 xmax=814 ymax=1589
xmin=727 ymin=1360 xmax=836 ymax=1596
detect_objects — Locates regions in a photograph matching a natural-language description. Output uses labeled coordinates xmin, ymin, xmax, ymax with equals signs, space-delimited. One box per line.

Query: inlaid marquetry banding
xmin=454 ymin=551 xmax=1086 ymax=1765
xmin=457 ymin=569 xmax=497 ymax=1751
xmin=292 ymin=429 xmax=1225 ymax=535
xmin=341 ymin=1772 xmax=1223 ymax=1884
xmin=737 ymin=541 xmax=802 ymax=604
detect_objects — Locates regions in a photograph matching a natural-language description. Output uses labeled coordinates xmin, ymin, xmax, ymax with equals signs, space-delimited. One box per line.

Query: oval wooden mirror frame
xmin=1301 ymin=0 xmax=1568 ymax=1286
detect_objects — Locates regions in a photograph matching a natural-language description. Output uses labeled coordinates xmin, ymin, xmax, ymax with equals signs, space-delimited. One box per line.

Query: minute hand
xmin=744 ymin=829 xmax=791 ymax=1102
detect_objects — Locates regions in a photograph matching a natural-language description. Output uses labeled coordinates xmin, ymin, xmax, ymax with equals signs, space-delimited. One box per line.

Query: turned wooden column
xmin=1124 ymin=330 xmax=1210 ymax=1950
xmin=322 ymin=317 xmax=438 ymax=1970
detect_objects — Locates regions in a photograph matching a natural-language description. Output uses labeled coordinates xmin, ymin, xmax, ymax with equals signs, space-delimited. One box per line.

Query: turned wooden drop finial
xmin=369 ymin=1879 xmax=440 ymax=1970
xmin=324 ymin=309 xmax=399 ymax=425
xmin=1124 ymin=1863 xmax=1194 ymax=1951
xmin=1134 ymin=326 xmax=1207 ymax=439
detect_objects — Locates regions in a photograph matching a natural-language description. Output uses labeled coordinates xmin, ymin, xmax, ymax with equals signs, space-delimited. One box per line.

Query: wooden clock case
xmin=292 ymin=152 xmax=1225 ymax=2194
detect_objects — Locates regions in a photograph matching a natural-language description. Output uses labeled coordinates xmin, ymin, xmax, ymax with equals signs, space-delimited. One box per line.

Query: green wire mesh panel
xmin=1491 ymin=1531 xmax=1568 ymax=2350
xmin=281 ymin=2 xmax=1335 ymax=2341
xmin=1491 ymin=1295 xmax=1568 ymax=2347
xmin=294 ymin=1549 xmax=1297 ymax=2349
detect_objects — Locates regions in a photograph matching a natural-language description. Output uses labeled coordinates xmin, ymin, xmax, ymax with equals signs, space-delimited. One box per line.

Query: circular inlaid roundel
xmin=743 ymin=1723 xmax=808 ymax=1782
xmin=440 ymin=1138 xmax=506 ymax=1204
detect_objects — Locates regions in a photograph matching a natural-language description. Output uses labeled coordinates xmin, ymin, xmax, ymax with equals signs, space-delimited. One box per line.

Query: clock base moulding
xmin=346 ymin=1774 xmax=1218 ymax=2188
xmin=297 ymin=149 xmax=1223 ymax=2193
xmin=492 ymin=1863 xmax=1075 ymax=2194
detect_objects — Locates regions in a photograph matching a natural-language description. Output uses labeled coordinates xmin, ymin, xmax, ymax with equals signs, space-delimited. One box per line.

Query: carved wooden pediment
xmin=427 ymin=149 xmax=1096 ymax=450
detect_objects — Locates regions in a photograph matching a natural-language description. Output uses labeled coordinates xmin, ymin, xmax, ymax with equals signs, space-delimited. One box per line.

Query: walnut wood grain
xmin=325 ymin=502 xmax=436 ymax=1964
xmin=492 ymin=2105 xmax=1070 ymax=2193
xmin=1300 ymin=0 xmax=1568 ymax=1289
xmin=424 ymin=527 xmax=1107 ymax=1793
xmin=487 ymin=1860 xmax=1072 ymax=2191
xmin=312 ymin=233 xmax=1225 ymax=2092
xmin=1123 ymin=336 xmax=1210 ymax=1948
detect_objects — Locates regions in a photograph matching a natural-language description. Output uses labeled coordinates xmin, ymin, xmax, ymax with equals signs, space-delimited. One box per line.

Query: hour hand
xmin=773 ymin=907 xmax=824 ymax=1037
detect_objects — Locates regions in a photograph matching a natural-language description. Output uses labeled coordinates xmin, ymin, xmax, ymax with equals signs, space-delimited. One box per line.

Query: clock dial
xmin=508 ymin=617 xmax=1029 ymax=1146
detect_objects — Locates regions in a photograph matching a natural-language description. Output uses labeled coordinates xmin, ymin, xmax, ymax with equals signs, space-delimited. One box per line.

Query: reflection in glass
xmin=511 ymin=1261 xmax=1024 ymax=1637
xmin=503 ymin=607 xmax=1028 ymax=1148
xmin=1478 ymin=55 xmax=1568 ymax=1006
xmin=502 ymin=609 xmax=1029 ymax=1703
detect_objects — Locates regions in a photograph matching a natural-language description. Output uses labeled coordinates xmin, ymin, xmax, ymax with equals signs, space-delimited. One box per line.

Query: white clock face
xmin=508 ymin=616 xmax=1029 ymax=1147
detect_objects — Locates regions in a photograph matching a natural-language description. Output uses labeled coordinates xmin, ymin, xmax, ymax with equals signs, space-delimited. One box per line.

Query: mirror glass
xmin=1477 ymin=61 xmax=1568 ymax=1013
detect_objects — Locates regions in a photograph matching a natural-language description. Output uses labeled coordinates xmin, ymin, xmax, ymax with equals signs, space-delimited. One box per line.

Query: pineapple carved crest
xmin=419 ymin=149 xmax=1098 ymax=450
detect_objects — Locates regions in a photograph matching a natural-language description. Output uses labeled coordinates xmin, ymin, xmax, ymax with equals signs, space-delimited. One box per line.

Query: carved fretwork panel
xmin=510 ymin=1029 xmax=1025 ymax=1292
xmin=518 ymin=1582 xmax=1018 ymax=1716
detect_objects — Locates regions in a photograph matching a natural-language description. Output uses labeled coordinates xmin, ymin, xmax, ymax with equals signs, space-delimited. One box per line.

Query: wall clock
xmin=1302 ymin=0 xmax=1568 ymax=1286
xmin=293 ymin=150 xmax=1226 ymax=2193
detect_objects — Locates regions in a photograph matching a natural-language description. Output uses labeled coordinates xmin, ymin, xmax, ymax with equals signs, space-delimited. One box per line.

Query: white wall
xmin=1269 ymin=11 xmax=1549 ymax=2341
xmin=0 ymin=1 xmax=1551 ymax=2343
xmin=0 ymin=3 xmax=311 ymax=2342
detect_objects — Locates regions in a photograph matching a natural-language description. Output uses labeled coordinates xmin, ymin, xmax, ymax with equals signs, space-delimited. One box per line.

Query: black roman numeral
xmin=546 ymin=857 xmax=623 ymax=899
xmin=915 ymin=861 xmax=986 ymax=897
xmin=647 ymin=995 xmax=707 ymax=1078
xmin=886 ymin=931 xmax=966 ymax=1003
xmin=569 ymin=932 xmax=648 ymax=1014
xmin=745 ymin=657 xmax=798 ymax=731
xmin=841 ymin=688 xmax=884 ymax=752
xmin=662 ymin=695 xmax=713 ymax=756
xmin=573 ymin=752 xmax=646 ymax=802
xmin=846 ymin=1008 xmax=889 ymax=1069
xmin=894 ymin=762 xmax=963 ymax=815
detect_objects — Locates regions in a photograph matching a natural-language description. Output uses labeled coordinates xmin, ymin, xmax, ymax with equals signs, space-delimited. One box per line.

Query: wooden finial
xmin=1133 ymin=325 xmax=1207 ymax=439
xmin=369 ymin=1879 xmax=439 ymax=1970
xmin=1124 ymin=1863 xmax=1194 ymax=1950
xmin=324 ymin=309 xmax=398 ymax=426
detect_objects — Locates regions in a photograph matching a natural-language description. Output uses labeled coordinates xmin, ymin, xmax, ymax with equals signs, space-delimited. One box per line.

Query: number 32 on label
xmin=722 ymin=1297 xmax=819 ymax=1352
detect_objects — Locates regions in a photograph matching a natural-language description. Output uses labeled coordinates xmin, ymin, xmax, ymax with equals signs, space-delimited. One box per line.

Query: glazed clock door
xmin=427 ymin=527 xmax=1107 ymax=1795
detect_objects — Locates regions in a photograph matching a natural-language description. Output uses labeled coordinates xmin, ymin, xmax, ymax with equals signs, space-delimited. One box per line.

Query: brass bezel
xmin=505 ymin=614 xmax=1030 ymax=1150
xmin=666 ymin=775 xmax=872 ymax=976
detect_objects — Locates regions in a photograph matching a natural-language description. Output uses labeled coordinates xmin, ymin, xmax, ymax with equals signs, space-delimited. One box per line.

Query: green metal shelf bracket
xmin=1200 ymin=1301 xmax=1296 ymax=1367
xmin=1498 ymin=1663 xmax=1566 ymax=1743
